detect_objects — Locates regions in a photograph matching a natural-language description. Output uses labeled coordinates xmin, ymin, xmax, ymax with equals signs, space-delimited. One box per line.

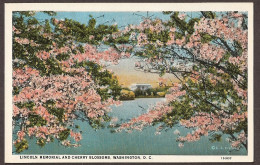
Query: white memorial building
xmin=130 ymin=84 xmax=152 ymax=91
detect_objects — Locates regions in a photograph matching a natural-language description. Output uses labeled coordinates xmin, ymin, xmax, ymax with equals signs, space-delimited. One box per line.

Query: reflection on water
xmin=14 ymin=98 xmax=247 ymax=155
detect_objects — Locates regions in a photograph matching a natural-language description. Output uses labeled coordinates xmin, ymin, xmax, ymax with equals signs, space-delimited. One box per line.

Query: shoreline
xmin=119 ymin=97 xmax=166 ymax=101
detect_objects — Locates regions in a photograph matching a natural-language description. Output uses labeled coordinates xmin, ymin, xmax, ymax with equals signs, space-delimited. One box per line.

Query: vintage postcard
xmin=5 ymin=3 xmax=254 ymax=163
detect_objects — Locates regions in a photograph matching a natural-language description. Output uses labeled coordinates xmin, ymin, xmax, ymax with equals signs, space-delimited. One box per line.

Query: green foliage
xmin=134 ymin=86 xmax=169 ymax=98
xmin=13 ymin=11 xmax=36 ymax=17
xmin=49 ymin=108 xmax=64 ymax=122
xmin=28 ymin=114 xmax=47 ymax=127
xmin=242 ymin=16 xmax=248 ymax=30
xmin=103 ymin=114 xmax=112 ymax=122
xmin=75 ymin=61 xmax=122 ymax=100
xmin=200 ymin=33 xmax=216 ymax=43
xmin=223 ymin=119 xmax=248 ymax=135
xmin=156 ymin=98 xmax=194 ymax=127
xmin=12 ymin=11 xmax=119 ymax=77
xmin=167 ymin=12 xmax=200 ymax=39
xmin=146 ymin=29 xmax=170 ymax=44
xmin=162 ymin=11 xmax=173 ymax=15
xmin=108 ymin=34 xmax=130 ymax=44
xmin=209 ymin=133 xmax=222 ymax=143
xmin=174 ymin=32 xmax=184 ymax=40
xmin=12 ymin=12 xmax=62 ymax=76
xmin=87 ymin=114 xmax=112 ymax=129
xmin=14 ymin=139 xmax=29 ymax=153
xmin=186 ymin=18 xmax=200 ymax=34
xmin=120 ymin=89 xmax=135 ymax=100
xmin=58 ymin=129 xmax=70 ymax=141
xmin=77 ymin=44 xmax=85 ymax=53
xmin=44 ymin=20 xmax=52 ymax=33
xmin=143 ymin=44 xmax=158 ymax=58
xmin=156 ymin=92 xmax=166 ymax=97
xmin=52 ymin=17 xmax=118 ymax=45
xmin=134 ymin=88 xmax=144 ymax=96
xmin=55 ymin=53 xmax=70 ymax=61
xmin=89 ymin=118 xmax=103 ymax=129
xmin=233 ymin=40 xmax=243 ymax=56
xmin=16 ymin=101 xmax=35 ymax=111
xmin=37 ymin=138 xmax=46 ymax=147
xmin=13 ymin=86 xmax=21 ymax=95
xmin=235 ymin=119 xmax=248 ymax=134
xmin=200 ymin=11 xmax=216 ymax=19
xmin=44 ymin=100 xmax=64 ymax=122
xmin=42 ymin=11 xmax=57 ymax=16
xmin=44 ymin=58 xmax=64 ymax=76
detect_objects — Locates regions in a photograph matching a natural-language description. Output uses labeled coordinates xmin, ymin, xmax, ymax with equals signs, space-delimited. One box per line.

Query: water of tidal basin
xmin=18 ymin=98 xmax=247 ymax=155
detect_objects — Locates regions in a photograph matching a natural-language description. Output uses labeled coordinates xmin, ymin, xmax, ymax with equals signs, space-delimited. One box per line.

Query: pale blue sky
xmin=35 ymin=11 xmax=204 ymax=29
xmin=35 ymin=11 xmax=171 ymax=29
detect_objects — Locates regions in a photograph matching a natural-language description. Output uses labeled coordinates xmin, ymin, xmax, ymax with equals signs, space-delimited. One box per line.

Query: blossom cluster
xmin=118 ymin=11 xmax=248 ymax=151
xmin=178 ymin=111 xmax=247 ymax=148
xmin=12 ymin=15 xmax=126 ymax=152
